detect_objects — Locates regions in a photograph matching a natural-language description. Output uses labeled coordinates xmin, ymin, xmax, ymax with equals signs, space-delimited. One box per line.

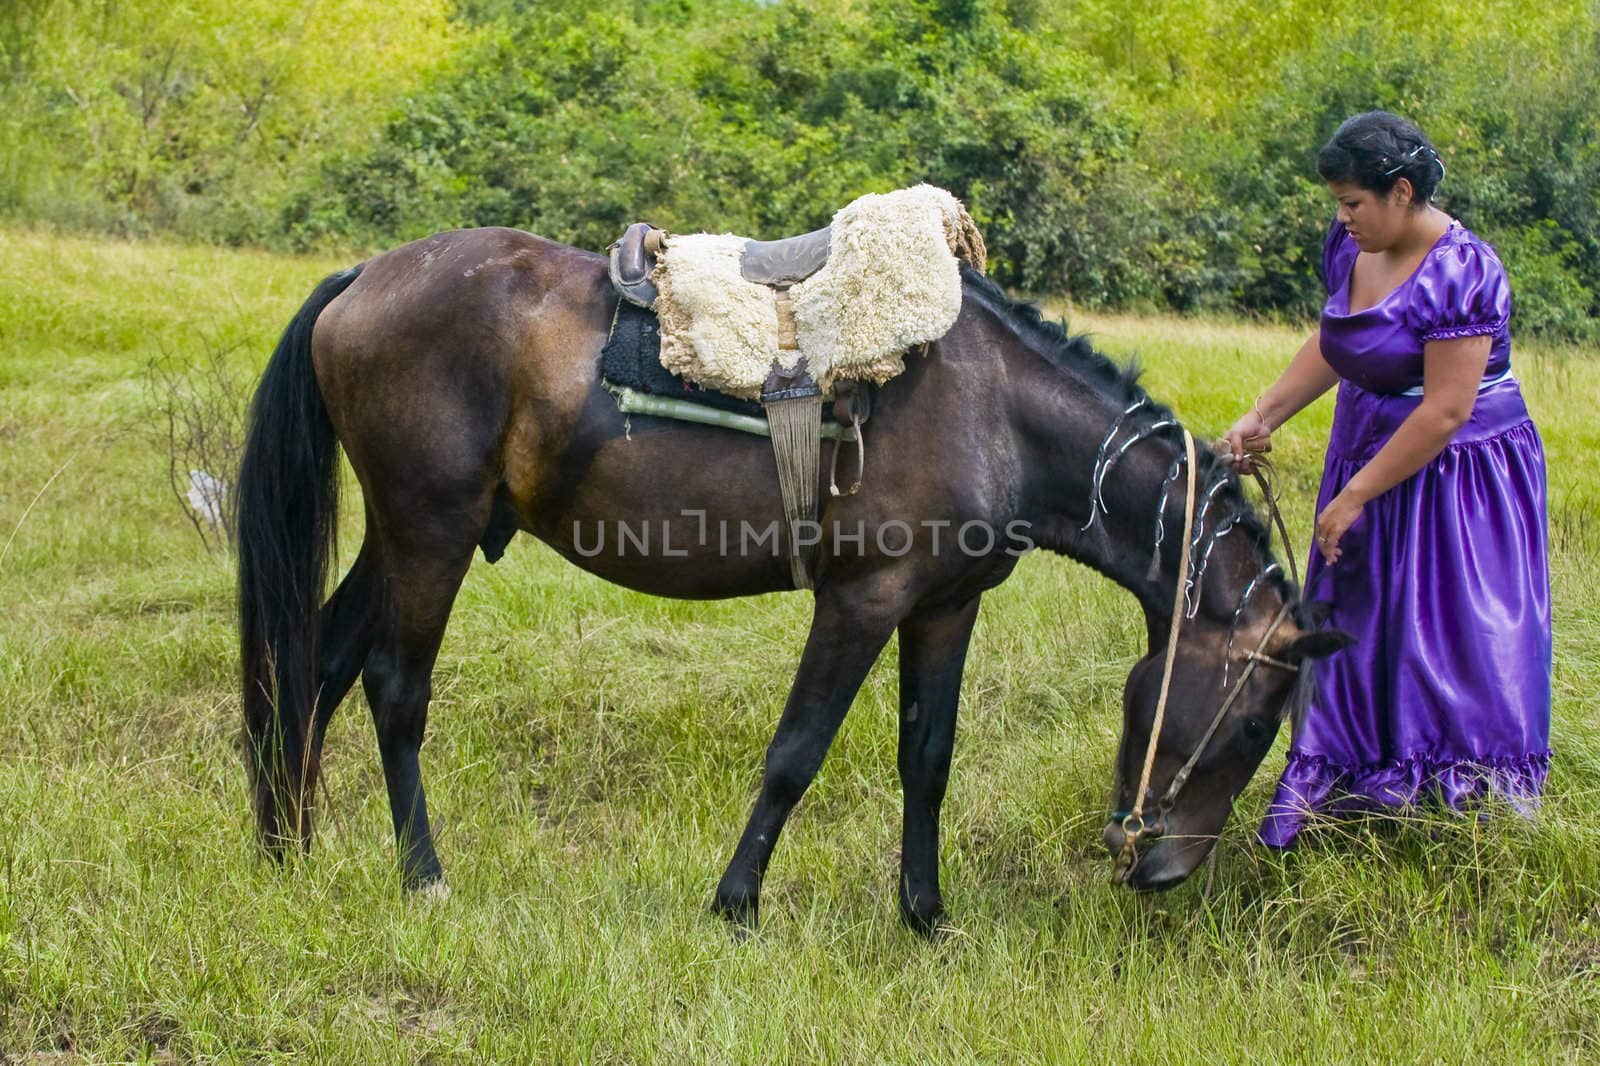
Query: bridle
xmin=1110 ymin=429 xmax=1304 ymax=885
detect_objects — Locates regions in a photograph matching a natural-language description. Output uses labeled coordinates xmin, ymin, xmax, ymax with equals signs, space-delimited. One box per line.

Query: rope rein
xmin=1120 ymin=430 xmax=1197 ymax=861
xmin=1112 ymin=433 xmax=1302 ymax=883
xmin=1248 ymin=460 xmax=1300 ymax=588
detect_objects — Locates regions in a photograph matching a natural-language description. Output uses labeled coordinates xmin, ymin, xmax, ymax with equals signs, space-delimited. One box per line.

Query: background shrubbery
xmin=3 ymin=0 xmax=1597 ymax=339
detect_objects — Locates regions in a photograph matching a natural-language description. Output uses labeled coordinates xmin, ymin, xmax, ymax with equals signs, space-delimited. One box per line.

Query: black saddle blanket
xmin=601 ymin=301 xmax=765 ymax=419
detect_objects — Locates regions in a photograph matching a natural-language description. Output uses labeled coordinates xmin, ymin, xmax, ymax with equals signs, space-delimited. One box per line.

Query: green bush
xmin=1064 ymin=3 xmax=1600 ymax=336
xmin=0 ymin=0 xmax=456 ymax=243
xmin=285 ymin=0 xmax=1144 ymax=299
xmin=1495 ymin=222 xmax=1597 ymax=343
xmin=5 ymin=0 xmax=1598 ymax=340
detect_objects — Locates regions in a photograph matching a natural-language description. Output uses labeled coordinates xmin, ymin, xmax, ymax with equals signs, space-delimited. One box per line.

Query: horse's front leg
xmin=895 ymin=595 xmax=981 ymax=935
xmin=712 ymin=579 xmax=906 ymax=930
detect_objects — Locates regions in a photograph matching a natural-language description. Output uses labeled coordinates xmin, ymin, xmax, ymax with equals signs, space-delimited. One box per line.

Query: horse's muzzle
xmin=1103 ymin=814 xmax=1195 ymax=891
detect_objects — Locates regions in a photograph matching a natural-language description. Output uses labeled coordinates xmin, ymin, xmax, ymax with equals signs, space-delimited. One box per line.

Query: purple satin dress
xmin=1258 ymin=218 xmax=1552 ymax=848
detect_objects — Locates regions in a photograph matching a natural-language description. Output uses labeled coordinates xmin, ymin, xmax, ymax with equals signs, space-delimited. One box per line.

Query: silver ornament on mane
xmin=1082 ymin=397 xmax=1149 ymax=531
xmin=1146 ymin=455 xmax=1186 ymax=581
xmin=1183 ymin=478 xmax=1234 ymax=618
xmin=1225 ymin=563 xmax=1284 ymax=684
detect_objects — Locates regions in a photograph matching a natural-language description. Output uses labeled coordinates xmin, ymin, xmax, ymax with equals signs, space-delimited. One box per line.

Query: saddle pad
xmin=652 ymin=184 xmax=982 ymax=400
xmin=601 ymin=300 xmax=765 ymax=418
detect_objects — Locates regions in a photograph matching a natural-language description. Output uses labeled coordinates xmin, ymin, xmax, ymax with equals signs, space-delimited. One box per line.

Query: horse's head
xmin=1103 ymin=601 xmax=1353 ymax=890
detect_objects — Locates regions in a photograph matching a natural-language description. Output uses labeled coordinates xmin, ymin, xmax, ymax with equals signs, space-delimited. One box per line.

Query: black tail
xmin=236 ymin=264 xmax=363 ymax=850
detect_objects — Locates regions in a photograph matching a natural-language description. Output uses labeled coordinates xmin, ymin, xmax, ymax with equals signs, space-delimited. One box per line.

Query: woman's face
xmin=1328 ymin=179 xmax=1414 ymax=253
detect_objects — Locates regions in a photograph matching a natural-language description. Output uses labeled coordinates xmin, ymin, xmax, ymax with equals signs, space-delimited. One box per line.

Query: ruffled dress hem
xmin=1258 ymin=750 xmax=1551 ymax=849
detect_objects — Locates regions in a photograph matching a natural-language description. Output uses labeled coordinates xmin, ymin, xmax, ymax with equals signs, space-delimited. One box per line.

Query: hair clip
xmin=1383 ymin=144 xmax=1432 ymax=177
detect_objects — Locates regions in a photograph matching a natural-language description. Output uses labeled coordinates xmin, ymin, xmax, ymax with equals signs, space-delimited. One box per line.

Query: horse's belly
xmin=524 ymin=418 xmax=798 ymax=600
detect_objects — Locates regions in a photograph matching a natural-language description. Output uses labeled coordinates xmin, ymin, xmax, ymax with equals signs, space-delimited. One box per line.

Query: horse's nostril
xmin=1104 ymin=812 xmax=1169 ymax=867
xmin=1102 ymin=821 xmax=1125 ymax=856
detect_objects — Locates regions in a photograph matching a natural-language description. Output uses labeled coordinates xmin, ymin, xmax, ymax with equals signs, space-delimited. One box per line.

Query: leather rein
xmin=1110 ymin=429 xmax=1303 ymax=885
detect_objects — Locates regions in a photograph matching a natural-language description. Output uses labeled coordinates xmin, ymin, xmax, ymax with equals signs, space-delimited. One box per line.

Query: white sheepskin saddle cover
xmin=652 ymin=184 xmax=984 ymax=400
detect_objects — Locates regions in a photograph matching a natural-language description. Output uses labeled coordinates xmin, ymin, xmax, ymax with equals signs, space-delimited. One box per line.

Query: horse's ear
xmin=1282 ymin=628 xmax=1356 ymax=662
xmin=1303 ymin=600 xmax=1333 ymax=627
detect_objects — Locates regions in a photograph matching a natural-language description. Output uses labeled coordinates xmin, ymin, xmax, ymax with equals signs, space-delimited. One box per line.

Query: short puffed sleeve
xmin=1321 ymin=218 xmax=1357 ymax=299
xmin=1408 ymin=233 xmax=1511 ymax=342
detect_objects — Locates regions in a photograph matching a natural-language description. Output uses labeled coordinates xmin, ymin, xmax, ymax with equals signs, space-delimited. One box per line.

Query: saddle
xmin=603 ymin=186 xmax=983 ymax=589
xmin=609 ymin=224 xmax=874 ymax=427
xmin=611 ymin=223 xmax=834 ymax=310
xmin=607 ymin=187 xmax=982 ymax=404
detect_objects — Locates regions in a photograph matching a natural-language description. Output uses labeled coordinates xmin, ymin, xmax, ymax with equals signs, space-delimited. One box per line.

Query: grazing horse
xmin=236 ymin=226 xmax=1349 ymax=932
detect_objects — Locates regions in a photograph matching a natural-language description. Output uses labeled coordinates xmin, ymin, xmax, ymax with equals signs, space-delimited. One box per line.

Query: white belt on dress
xmin=1398 ymin=367 xmax=1514 ymax=398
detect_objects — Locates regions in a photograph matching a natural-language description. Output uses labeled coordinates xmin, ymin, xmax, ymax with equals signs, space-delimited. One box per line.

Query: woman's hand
xmin=1315 ymin=491 xmax=1364 ymax=563
xmin=1218 ymin=406 xmax=1273 ymax=474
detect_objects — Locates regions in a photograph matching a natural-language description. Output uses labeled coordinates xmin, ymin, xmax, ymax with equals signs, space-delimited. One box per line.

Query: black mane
xmin=960 ymin=265 xmax=1146 ymax=403
xmin=959 ymin=265 xmax=1298 ymax=622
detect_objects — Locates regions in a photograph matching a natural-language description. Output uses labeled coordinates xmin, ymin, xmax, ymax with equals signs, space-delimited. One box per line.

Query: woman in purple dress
xmin=1220 ymin=111 xmax=1552 ymax=847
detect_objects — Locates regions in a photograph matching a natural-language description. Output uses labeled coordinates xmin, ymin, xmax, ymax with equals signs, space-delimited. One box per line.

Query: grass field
xmin=2 ymin=227 xmax=1599 ymax=1062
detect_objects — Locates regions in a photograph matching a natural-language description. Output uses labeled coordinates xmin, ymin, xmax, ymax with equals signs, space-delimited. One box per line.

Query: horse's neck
xmin=1005 ymin=355 xmax=1173 ymax=613
xmin=1004 ymin=338 xmax=1276 ymax=634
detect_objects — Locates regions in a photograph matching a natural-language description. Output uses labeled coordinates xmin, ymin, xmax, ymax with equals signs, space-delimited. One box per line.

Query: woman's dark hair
xmin=1317 ymin=110 xmax=1445 ymax=204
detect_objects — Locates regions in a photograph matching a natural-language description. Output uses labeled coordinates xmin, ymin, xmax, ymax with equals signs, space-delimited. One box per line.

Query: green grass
xmin=2 ymin=227 xmax=1598 ymax=1062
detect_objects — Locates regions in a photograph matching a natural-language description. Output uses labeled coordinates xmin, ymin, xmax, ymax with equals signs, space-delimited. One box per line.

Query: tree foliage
xmin=0 ymin=0 xmax=455 ymax=239
xmin=4 ymin=0 xmax=1597 ymax=338
xmin=1047 ymin=0 xmax=1600 ymax=336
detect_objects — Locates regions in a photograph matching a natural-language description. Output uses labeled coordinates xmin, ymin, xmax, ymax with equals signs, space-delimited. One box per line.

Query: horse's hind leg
xmin=300 ymin=539 xmax=382 ymax=811
xmin=712 ymin=579 xmax=908 ymax=929
xmin=895 ymin=596 xmax=980 ymax=936
xmin=358 ymin=492 xmax=491 ymax=890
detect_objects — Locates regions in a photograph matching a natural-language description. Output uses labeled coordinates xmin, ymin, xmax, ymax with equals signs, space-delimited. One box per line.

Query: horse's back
xmin=315 ymin=226 xmax=606 ymax=380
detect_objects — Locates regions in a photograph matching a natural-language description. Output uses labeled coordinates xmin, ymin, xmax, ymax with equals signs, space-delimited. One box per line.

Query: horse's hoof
xmin=711 ymin=892 xmax=759 ymax=935
xmin=407 ymin=877 xmax=452 ymax=903
xmin=898 ymin=900 xmax=949 ymax=940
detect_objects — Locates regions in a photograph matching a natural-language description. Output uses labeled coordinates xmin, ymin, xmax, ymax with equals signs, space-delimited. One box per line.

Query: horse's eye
xmin=1241 ymin=716 xmax=1268 ymax=743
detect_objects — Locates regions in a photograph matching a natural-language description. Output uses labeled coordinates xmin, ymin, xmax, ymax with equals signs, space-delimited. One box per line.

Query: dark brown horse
xmin=236 ymin=226 xmax=1349 ymax=932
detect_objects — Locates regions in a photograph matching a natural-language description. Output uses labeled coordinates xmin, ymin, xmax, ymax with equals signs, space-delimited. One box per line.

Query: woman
xmin=1220 ymin=111 xmax=1552 ymax=847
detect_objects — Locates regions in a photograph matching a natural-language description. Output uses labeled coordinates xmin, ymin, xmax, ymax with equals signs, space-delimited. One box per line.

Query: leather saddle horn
xmin=609 ymin=222 xmax=666 ymax=308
